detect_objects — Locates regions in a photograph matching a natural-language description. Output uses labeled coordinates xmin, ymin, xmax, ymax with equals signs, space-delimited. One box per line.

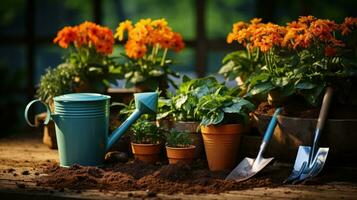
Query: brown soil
xmin=255 ymin=98 xmax=357 ymax=119
xmin=36 ymin=159 xmax=290 ymax=195
xmin=255 ymin=101 xmax=319 ymax=118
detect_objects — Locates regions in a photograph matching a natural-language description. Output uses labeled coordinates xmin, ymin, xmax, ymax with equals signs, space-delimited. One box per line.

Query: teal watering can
xmin=24 ymin=92 xmax=158 ymax=167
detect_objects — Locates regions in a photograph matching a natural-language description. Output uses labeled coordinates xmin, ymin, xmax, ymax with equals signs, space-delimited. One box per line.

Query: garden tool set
xmin=25 ymin=88 xmax=332 ymax=182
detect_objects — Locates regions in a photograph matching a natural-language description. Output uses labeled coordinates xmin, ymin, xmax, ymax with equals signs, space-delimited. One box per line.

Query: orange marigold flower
xmin=298 ymin=15 xmax=316 ymax=25
xmin=340 ymin=17 xmax=357 ymax=36
xmin=54 ymin=21 xmax=114 ymax=55
xmin=171 ymin=32 xmax=185 ymax=52
xmin=53 ymin=26 xmax=78 ymax=48
xmin=125 ymin=40 xmax=147 ymax=59
xmin=250 ymin=18 xmax=262 ymax=25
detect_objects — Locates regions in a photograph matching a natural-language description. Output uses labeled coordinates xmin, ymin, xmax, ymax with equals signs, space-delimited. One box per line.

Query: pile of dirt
xmin=36 ymin=160 xmax=289 ymax=194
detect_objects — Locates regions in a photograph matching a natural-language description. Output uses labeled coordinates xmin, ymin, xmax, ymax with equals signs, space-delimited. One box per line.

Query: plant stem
xmin=161 ymin=48 xmax=168 ymax=66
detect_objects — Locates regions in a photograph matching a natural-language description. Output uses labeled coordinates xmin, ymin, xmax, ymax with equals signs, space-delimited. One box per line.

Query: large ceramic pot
xmin=201 ymin=124 xmax=243 ymax=171
xmin=172 ymin=121 xmax=204 ymax=159
xmin=253 ymin=113 xmax=357 ymax=164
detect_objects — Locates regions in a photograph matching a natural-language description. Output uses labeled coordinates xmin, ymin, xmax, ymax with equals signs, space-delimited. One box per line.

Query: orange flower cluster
xmin=228 ymin=16 xmax=357 ymax=56
xmin=54 ymin=21 xmax=114 ymax=55
xmin=115 ymin=18 xmax=185 ymax=59
xmin=340 ymin=17 xmax=357 ymax=36
xmin=227 ymin=18 xmax=286 ymax=53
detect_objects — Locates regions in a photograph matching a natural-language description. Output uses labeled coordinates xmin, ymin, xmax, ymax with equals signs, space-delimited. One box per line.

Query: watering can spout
xmin=106 ymin=92 xmax=158 ymax=150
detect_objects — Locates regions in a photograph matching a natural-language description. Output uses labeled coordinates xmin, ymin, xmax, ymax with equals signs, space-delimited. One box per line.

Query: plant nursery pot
xmin=253 ymin=113 xmax=357 ymax=164
xmin=172 ymin=121 xmax=204 ymax=159
xmin=201 ymin=124 xmax=243 ymax=171
xmin=35 ymin=112 xmax=57 ymax=149
xmin=131 ymin=143 xmax=161 ymax=164
xmin=166 ymin=145 xmax=196 ymax=164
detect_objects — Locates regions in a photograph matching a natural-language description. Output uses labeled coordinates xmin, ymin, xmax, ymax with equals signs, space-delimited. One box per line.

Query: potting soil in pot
xmin=36 ymin=159 xmax=289 ymax=194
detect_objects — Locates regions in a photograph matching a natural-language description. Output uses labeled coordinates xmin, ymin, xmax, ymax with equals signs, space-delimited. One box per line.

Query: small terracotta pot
xmin=172 ymin=121 xmax=204 ymax=159
xmin=131 ymin=143 xmax=161 ymax=164
xmin=166 ymin=145 xmax=196 ymax=164
xmin=201 ymin=124 xmax=243 ymax=171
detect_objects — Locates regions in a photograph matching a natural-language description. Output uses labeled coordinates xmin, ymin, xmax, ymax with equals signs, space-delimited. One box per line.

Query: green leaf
xmin=248 ymin=82 xmax=275 ymax=96
xmin=295 ymin=81 xmax=316 ymax=90
xmin=175 ymin=95 xmax=188 ymax=109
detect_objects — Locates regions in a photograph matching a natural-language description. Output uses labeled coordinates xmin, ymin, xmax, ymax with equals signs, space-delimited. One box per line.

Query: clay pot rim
xmin=253 ymin=112 xmax=357 ymax=122
xmin=165 ymin=145 xmax=196 ymax=150
xmin=174 ymin=121 xmax=200 ymax=124
xmin=131 ymin=142 xmax=160 ymax=146
xmin=201 ymin=124 xmax=244 ymax=135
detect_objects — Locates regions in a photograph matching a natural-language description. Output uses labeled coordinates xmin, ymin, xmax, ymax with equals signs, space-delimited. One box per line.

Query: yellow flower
xmin=114 ymin=20 xmax=133 ymax=41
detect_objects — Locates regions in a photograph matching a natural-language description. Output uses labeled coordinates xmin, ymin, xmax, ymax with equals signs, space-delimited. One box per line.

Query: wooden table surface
xmin=1 ymin=132 xmax=357 ymax=200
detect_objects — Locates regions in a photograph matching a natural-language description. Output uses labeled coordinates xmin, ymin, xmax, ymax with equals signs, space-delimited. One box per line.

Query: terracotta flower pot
xmin=166 ymin=145 xmax=196 ymax=164
xmin=201 ymin=124 xmax=243 ymax=171
xmin=172 ymin=121 xmax=204 ymax=159
xmin=131 ymin=143 xmax=161 ymax=164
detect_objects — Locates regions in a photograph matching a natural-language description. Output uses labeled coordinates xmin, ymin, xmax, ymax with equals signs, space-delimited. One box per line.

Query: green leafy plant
xmin=165 ymin=129 xmax=192 ymax=148
xmin=131 ymin=120 xmax=162 ymax=144
xmin=195 ymin=93 xmax=255 ymax=126
xmin=157 ymin=76 xmax=237 ymax=121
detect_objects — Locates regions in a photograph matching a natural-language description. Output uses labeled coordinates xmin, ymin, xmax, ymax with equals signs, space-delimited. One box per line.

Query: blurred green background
xmin=0 ymin=0 xmax=356 ymax=135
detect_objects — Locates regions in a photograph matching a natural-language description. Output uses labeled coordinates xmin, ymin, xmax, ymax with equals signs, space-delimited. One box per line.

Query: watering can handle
xmin=24 ymin=100 xmax=51 ymax=127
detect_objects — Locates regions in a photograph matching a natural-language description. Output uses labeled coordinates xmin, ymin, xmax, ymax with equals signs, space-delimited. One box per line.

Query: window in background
xmin=35 ymin=45 xmax=65 ymax=85
xmin=0 ymin=0 xmax=25 ymax=36
xmin=206 ymin=0 xmax=255 ymax=39
xmin=35 ymin=0 xmax=93 ymax=37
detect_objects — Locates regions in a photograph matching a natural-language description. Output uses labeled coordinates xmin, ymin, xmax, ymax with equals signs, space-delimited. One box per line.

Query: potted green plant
xmin=35 ymin=22 xmax=119 ymax=148
xmin=157 ymin=76 xmax=224 ymax=158
xmin=195 ymin=91 xmax=255 ymax=171
xmin=165 ymin=129 xmax=196 ymax=164
xmin=130 ymin=120 xmax=163 ymax=164
xmin=114 ymin=18 xmax=185 ymax=93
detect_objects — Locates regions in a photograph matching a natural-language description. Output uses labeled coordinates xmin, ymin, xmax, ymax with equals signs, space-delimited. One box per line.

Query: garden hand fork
xmin=284 ymin=87 xmax=333 ymax=184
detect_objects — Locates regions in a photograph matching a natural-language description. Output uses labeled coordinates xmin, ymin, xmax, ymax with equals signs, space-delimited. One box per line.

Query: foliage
xmin=130 ymin=120 xmax=162 ymax=144
xmin=195 ymin=92 xmax=255 ymax=126
xmin=114 ymin=18 xmax=185 ymax=91
xmin=165 ymin=129 xmax=192 ymax=148
xmin=157 ymin=76 xmax=235 ymax=121
xmin=222 ymin=16 xmax=357 ymax=106
xmin=36 ymin=22 xmax=120 ymax=103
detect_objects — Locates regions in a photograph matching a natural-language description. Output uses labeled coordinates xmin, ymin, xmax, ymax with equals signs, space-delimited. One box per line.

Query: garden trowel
xmin=226 ymin=108 xmax=282 ymax=182
xmin=284 ymin=87 xmax=333 ymax=184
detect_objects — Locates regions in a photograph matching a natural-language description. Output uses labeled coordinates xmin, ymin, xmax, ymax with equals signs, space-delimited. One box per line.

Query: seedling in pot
xmin=165 ymin=129 xmax=193 ymax=148
xmin=165 ymin=129 xmax=196 ymax=164
xmin=131 ymin=120 xmax=163 ymax=144
xmin=130 ymin=120 xmax=163 ymax=164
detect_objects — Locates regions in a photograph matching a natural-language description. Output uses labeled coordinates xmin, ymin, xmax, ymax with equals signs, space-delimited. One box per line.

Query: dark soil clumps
xmin=255 ymin=101 xmax=319 ymax=118
xmin=36 ymin=160 xmax=289 ymax=194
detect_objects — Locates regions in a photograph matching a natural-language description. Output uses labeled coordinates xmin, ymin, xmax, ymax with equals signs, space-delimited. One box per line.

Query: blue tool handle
xmin=263 ymin=107 xmax=282 ymax=142
xmin=24 ymin=99 xmax=51 ymax=127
